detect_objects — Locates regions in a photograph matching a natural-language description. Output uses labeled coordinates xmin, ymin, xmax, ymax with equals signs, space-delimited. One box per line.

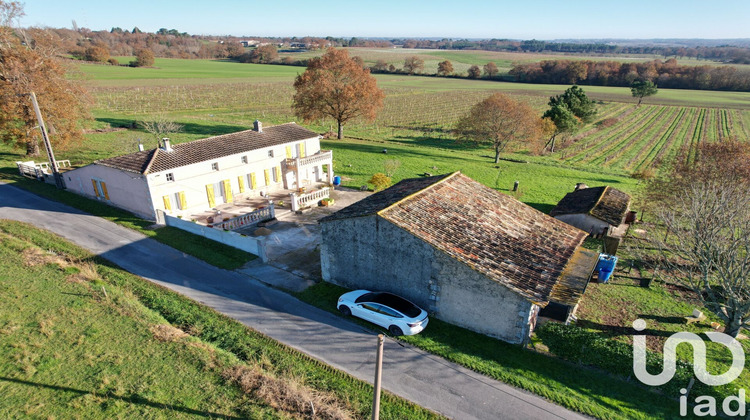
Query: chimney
xmin=574 ymin=183 xmax=588 ymax=191
xmin=253 ymin=120 xmax=263 ymax=133
xmin=137 ymin=140 xmax=144 ymax=152
xmin=162 ymin=138 xmax=173 ymax=152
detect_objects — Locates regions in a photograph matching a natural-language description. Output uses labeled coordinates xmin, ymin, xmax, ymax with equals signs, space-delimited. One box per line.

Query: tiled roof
xmin=95 ymin=123 xmax=319 ymax=174
xmin=323 ymin=172 xmax=590 ymax=305
xmin=549 ymin=186 xmax=631 ymax=227
xmin=319 ymin=174 xmax=451 ymax=222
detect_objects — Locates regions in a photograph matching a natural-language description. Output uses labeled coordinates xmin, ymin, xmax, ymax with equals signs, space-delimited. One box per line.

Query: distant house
xmin=549 ymin=185 xmax=631 ymax=236
xmin=64 ymin=121 xmax=332 ymax=220
xmin=319 ymin=172 xmax=598 ymax=344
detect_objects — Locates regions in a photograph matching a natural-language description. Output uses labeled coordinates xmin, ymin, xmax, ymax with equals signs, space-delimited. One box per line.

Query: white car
xmin=337 ymin=290 xmax=429 ymax=336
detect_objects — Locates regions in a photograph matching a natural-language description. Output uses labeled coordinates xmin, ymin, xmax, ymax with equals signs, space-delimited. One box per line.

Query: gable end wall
xmin=321 ymin=216 xmax=533 ymax=343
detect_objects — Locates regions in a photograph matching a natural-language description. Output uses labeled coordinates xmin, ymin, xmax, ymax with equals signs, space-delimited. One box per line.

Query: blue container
xmin=333 ymin=176 xmax=341 ymax=186
xmin=596 ymin=254 xmax=618 ymax=283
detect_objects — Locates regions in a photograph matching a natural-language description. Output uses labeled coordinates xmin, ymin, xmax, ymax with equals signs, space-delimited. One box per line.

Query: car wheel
xmin=338 ymin=305 xmax=352 ymax=316
xmin=388 ymin=325 xmax=403 ymax=336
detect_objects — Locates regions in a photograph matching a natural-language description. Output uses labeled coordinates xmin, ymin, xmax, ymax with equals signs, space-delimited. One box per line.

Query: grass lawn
xmin=0 ymin=220 xmax=272 ymax=418
xmin=0 ymin=220 xmax=441 ymax=419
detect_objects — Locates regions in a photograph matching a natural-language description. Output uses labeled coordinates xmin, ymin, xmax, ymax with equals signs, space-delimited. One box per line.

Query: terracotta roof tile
xmin=323 ymin=172 xmax=590 ymax=305
xmin=550 ymin=186 xmax=631 ymax=227
xmin=95 ymin=123 xmax=319 ymax=174
xmin=318 ymin=174 xmax=451 ymax=222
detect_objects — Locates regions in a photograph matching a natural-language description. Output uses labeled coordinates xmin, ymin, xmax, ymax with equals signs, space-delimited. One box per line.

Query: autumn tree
xmin=631 ymin=79 xmax=658 ymax=106
xmin=293 ymin=48 xmax=384 ymax=139
xmin=642 ymin=141 xmax=750 ymax=337
xmin=371 ymin=59 xmax=388 ymax=72
xmin=132 ymin=48 xmax=154 ymax=67
xmin=241 ymin=44 xmax=278 ymax=64
xmin=84 ymin=42 xmax=109 ymax=62
xmin=454 ymin=93 xmax=542 ymax=163
xmin=0 ymin=1 xmax=91 ymax=155
xmin=483 ymin=62 xmax=499 ymax=78
xmin=437 ymin=60 xmax=453 ymax=76
xmin=224 ymin=41 xmax=244 ymax=58
xmin=403 ymin=56 xmax=424 ymax=75
xmin=467 ymin=65 xmax=481 ymax=79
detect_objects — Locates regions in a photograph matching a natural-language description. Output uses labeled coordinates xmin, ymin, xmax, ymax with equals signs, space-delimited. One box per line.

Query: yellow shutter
xmin=286 ymin=145 xmax=292 ymax=158
xmin=250 ymin=173 xmax=257 ymax=189
xmin=178 ymin=191 xmax=186 ymax=209
xmin=264 ymin=169 xmax=270 ymax=186
xmin=299 ymin=142 xmax=306 ymax=158
xmin=206 ymin=184 xmax=215 ymax=208
xmin=162 ymin=195 xmax=172 ymax=211
xmin=275 ymin=166 xmax=282 ymax=183
xmin=237 ymin=176 xmax=245 ymax=193
xmin=223 ymin=179 xmax=233 ymax=203
xmin=101 ymin=182 xmax=109 ymax=200
xmin=91 ymin=179 xmax=100 ymax=198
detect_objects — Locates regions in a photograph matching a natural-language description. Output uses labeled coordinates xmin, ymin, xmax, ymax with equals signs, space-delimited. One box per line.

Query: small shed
xmin=549 ymin=185 xmax=631 ymax=237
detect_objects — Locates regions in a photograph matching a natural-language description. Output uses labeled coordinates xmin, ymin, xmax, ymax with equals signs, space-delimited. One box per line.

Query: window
xmin=211 ymin=162 xmax=219 ymax=171
xmin=272 ymin=166 xmax=279 ymax=183
xmin=268 ymin=149 xmax=274 ymax=158
xmin=241 ymin=156 xmax=248 ymax=164
xmin=166 ymin=173 xmax=174 ymax=182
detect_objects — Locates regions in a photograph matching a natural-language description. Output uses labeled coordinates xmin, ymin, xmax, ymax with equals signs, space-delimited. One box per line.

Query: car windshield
xmin=356 ymin=292 xmax=421 ymax=318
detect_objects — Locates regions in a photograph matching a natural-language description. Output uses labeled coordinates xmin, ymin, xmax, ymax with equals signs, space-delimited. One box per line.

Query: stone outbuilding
xmin=549 ymin=185 xmax=631 ymax=237
xmin=319 ymin=172 xmax=598 ymax=344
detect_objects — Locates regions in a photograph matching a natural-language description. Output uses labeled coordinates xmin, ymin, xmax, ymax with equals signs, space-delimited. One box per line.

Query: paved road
xmin=0 ymin=183 xmax=588 ymax=420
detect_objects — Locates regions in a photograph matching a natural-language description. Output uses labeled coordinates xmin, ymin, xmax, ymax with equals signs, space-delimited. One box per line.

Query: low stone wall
xmin=156 ymin=210 xmax=267 ymax=262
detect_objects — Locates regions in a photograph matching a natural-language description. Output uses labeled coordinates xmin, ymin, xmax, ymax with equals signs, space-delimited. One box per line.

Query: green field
xmin=77 ymin=58 xmax=750 ymax=188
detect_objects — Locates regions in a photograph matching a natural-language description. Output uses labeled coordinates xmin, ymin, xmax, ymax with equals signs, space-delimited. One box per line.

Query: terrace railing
xmin=285 ymin=150 xmax=332 ymax=170
xmin=16 ymin=160 xmax=72 ymax=179
xmin=290 ymin=187 xmax=330 ymax=211
xmin=212 ymin=204 xmax=275 ymax=231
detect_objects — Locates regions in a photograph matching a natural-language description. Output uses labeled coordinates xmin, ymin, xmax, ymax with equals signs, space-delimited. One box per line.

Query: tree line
xmin=510 ymin=59 xmax=750 ymax=91
xmin=398 ymin=38 xmax=750 ymax=63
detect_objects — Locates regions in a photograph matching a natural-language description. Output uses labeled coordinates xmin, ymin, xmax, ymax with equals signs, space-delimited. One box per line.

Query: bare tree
xmin=645 ymin=181 xmax=750 ymax=337
xmin=138 ymin=114 xmax=183 ymax=144
xmin=641 ymin=141 xmax=750 ymax=337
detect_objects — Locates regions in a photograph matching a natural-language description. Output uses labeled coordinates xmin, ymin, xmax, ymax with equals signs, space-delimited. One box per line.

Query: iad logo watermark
xmin=632 ymin=319 xmax=747 ymax=417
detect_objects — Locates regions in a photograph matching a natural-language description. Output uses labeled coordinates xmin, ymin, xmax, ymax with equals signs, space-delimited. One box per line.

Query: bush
xmin=107 ymin=58 xmax=120 ymax=66
xmin=368 ymin=173 xmax=391 ymax=192
xmin=631 ymin=167 xmax=656 ymax=180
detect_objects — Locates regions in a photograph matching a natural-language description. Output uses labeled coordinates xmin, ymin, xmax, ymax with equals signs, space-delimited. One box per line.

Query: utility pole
xmin=372 ymin=334 xmax=384 ymax=420
xmin=30 ymin=91 xmax=65 ymax=189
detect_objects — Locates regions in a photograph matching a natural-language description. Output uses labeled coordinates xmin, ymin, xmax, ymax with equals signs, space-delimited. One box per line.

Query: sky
xmin=18 ymin=0 xmax=750 ymax=40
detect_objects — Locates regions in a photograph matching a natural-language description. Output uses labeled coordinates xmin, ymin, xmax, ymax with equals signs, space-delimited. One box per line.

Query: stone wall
xmin=321 ymin=215 xmax=533 ymax=343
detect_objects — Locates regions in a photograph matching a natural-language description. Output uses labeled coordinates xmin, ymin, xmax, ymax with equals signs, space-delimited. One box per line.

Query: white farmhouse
xmin=64 ymin=121 xmax=332 ymax=220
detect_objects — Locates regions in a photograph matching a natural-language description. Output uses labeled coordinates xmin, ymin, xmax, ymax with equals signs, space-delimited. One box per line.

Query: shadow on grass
xmin=389 ymin=134 xmax=480 ymax=152
xmin=96 ymin=117 xmax=247 ymax=138
xmin=0 ymin=377 xmax=245 ymax=419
